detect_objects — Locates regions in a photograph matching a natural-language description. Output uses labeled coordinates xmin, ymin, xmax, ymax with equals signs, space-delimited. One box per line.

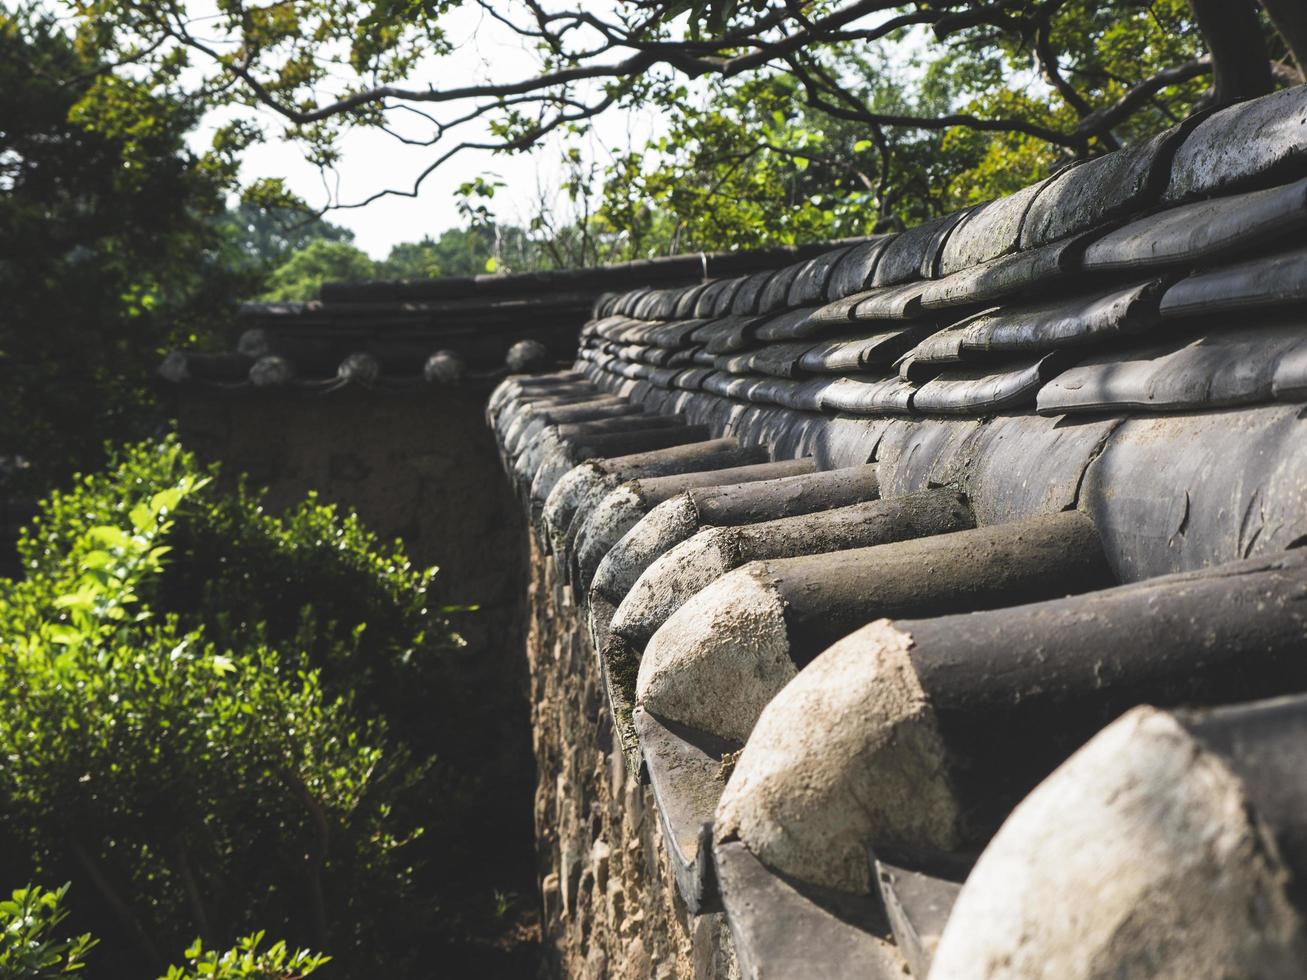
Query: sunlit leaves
xmin=0 ymin=884 xmax=97 ymax=977
xmin=161 ymin=931 xmax=328 ymax=980
xmin=0 ymin=437 xmax=452 ymax=973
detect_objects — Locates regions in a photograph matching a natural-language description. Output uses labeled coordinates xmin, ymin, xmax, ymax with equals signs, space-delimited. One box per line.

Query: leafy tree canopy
xmin=0 ymin=7 xmax=243 ymax=491
xmin=260 ymin=239 xmax=379 ymax=301
xmin=48 ymin=0 xmax=1305 ymax=229
xmin=7 ymin=0 xmax=1307 ymax=484
xmin=218 ymin=204 xmax=356 ymax=276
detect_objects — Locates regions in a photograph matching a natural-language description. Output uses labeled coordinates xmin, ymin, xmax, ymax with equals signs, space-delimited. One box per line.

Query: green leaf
xmin=46 ymin=624 xmax=83 ymax=645
xmin=150 ymin=487 xmax=183 ymax=516
xmin=130 ymin=502 xmax=155 ymax=533
xmin=87 ymin=526 xmax=130 ymax=550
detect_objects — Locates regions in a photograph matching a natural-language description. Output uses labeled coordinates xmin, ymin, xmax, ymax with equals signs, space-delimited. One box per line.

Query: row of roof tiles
xmin=581 ymin=86 xmax=1307 ymax=424
xmin=157 ymin=338 xmax=555 ymax=390
xmin=486 ymin=83 xmax=1307 ymax=980
xmin=158 ymin=242 xmax=854 ymax=388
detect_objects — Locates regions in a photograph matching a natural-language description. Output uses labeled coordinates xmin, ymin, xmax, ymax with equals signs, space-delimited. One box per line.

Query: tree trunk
xmin=1189 ymin=0 xmax=1274 ymax=104
xmin=1259 ymin=0 xmax=1307 ymax=78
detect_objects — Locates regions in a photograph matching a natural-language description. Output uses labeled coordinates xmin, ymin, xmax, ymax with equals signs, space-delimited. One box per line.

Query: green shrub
xmin=0 ymin=439 xmax=465 ymax=976
xmin=161 ymin=932 xmax=328 ymax=980
xmin=0 ymin=882 xmax=329 ymax=980
xmin=17 ymin=440 xmax=461 ymax=723
xmin=0 ymin=884 xmax=96 ymax=977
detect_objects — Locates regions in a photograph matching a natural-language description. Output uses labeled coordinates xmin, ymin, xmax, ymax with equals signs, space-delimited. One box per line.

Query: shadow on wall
xmin=172 ymin=383 xmax=541 ymax=975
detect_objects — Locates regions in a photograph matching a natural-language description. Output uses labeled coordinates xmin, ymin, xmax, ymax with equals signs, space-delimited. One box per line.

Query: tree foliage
xmin=48 ymin=0 xmax=1305 ymax=226
xmin=218 ymin=206 xmax=357 ymax=282
xmin=0 ymin=9 xmax=366 ymax=490
xmin=260 ymin=240 xmax=380 ymax=300
xmin=160 ymin=933 xmax=329 ymax=980
xmin=0 ymin=883 xmax=330 ymax=980
xmin=0 ymin=8 xmax=243 ymax=491
xmin=586 ymin=0 xmax=1230 ymax=252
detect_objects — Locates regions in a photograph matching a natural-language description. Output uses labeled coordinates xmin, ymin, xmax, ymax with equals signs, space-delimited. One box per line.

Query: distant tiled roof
xmin=158 ymin=243 xmax=856 ymax=390
xmin=491 ymin=85 xmax=1307 ymax=978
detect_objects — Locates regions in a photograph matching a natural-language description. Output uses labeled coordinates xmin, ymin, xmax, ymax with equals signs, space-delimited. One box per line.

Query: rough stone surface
xmin=527 ymin=537 xmax=741 ymax=978
xmin=930 ymin=707 xmax=1307 ymax=979
xmin=715 ymin=620 xmax=958 ymax=893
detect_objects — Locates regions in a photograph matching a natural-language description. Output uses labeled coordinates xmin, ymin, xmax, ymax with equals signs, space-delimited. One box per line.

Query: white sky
xmin=216 ymin=4 xmax=675 ymax=258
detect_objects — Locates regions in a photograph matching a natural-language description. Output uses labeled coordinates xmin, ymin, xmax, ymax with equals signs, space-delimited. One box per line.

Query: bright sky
xmin=217 ymin=5 xmax=673 ymax=258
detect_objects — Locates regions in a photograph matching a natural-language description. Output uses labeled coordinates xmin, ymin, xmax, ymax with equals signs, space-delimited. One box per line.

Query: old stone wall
xmin=174 ymin=382 xmax=744 ymax=976
xmin=527 ymin=536 xmax=740 ymax=979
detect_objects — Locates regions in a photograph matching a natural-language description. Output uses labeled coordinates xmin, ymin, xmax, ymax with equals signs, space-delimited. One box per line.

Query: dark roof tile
xmin=751 ymin=307 xmax=822 ymax=342
xmin=816 ymin=376 xmax=916 ymax=415
xmin=1164 ymin=83 xmax=1307 ymax=203
xmin=710 ymin=276 xmax=751 ymax=316
xmin=849 ymin=282 xmax=929 ymax=321
xmin=825 ymin=237 xmax=893 ymax=299
xmin=1160 ymin=243 xmax=1307 ymax=317
xmin=731 ymin=270 xmax=778 ymax=315
xmin=673 ymin=282 xmax=713 ymax=317
xmin=787 ymin=245 xmax=857 ymax=305
xmin=691 ymin=315 xmax=762 ymax=354
xmin=797 ymin=326 xmax=934 ymax=373
xmin=1037 ymin=320 xmax=1307 ymax=415
xmin=912 ymin=352 xmax=1076 ymax=415
xmin=937 ymin=179 xmax=1048 ymax=276
xmin=756 ymin=261 xmax=807 ymax=313
xmin=1084 ymin=175 xmax=1307 ymax=273
xmin=916 ymin=280 xmax=1165 ymax=360
xmin=716 ymin=342 xmax=814 ymax=379
xmin=918 ymin=232 xmax=1090 ymax=310
xmin=1019 ymin=125 xmax=1185 ymax=248
xmin=873 ymin=210 xmax=970 ymax=286
xmin=694 ymin=277 xmax=739 ymax=317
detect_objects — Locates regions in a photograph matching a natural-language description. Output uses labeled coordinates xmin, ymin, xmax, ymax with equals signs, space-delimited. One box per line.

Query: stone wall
xmin=174 ymin=382 xmax=749 ymax=975
xmin=527 ymin=536 xmax=740 ymax=979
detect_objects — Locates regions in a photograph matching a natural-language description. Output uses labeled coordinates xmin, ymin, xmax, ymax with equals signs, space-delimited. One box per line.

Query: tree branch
xmin=1071 ymin=57 xmax=1211 ymax=140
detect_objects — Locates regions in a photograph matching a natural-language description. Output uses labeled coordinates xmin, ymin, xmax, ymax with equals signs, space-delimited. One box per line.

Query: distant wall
xmin=172 ymin=384 xmax=540 ymax=955
xmin=173 ymin=385 xmax=525 ymax=619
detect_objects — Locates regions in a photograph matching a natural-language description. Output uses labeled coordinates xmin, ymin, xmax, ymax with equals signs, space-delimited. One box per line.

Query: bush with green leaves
xmin=161 ymin=932 xmax=328 ymax=980
xmin=0 ymin=884 xmax=96 ymax=978
xmin=0 ymin=882 xmax=330 ymax=980
xmin=0 ymin=439 xmax=466 ymax=976
xmin=19 ymin=439 xmax=462 ymax=724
